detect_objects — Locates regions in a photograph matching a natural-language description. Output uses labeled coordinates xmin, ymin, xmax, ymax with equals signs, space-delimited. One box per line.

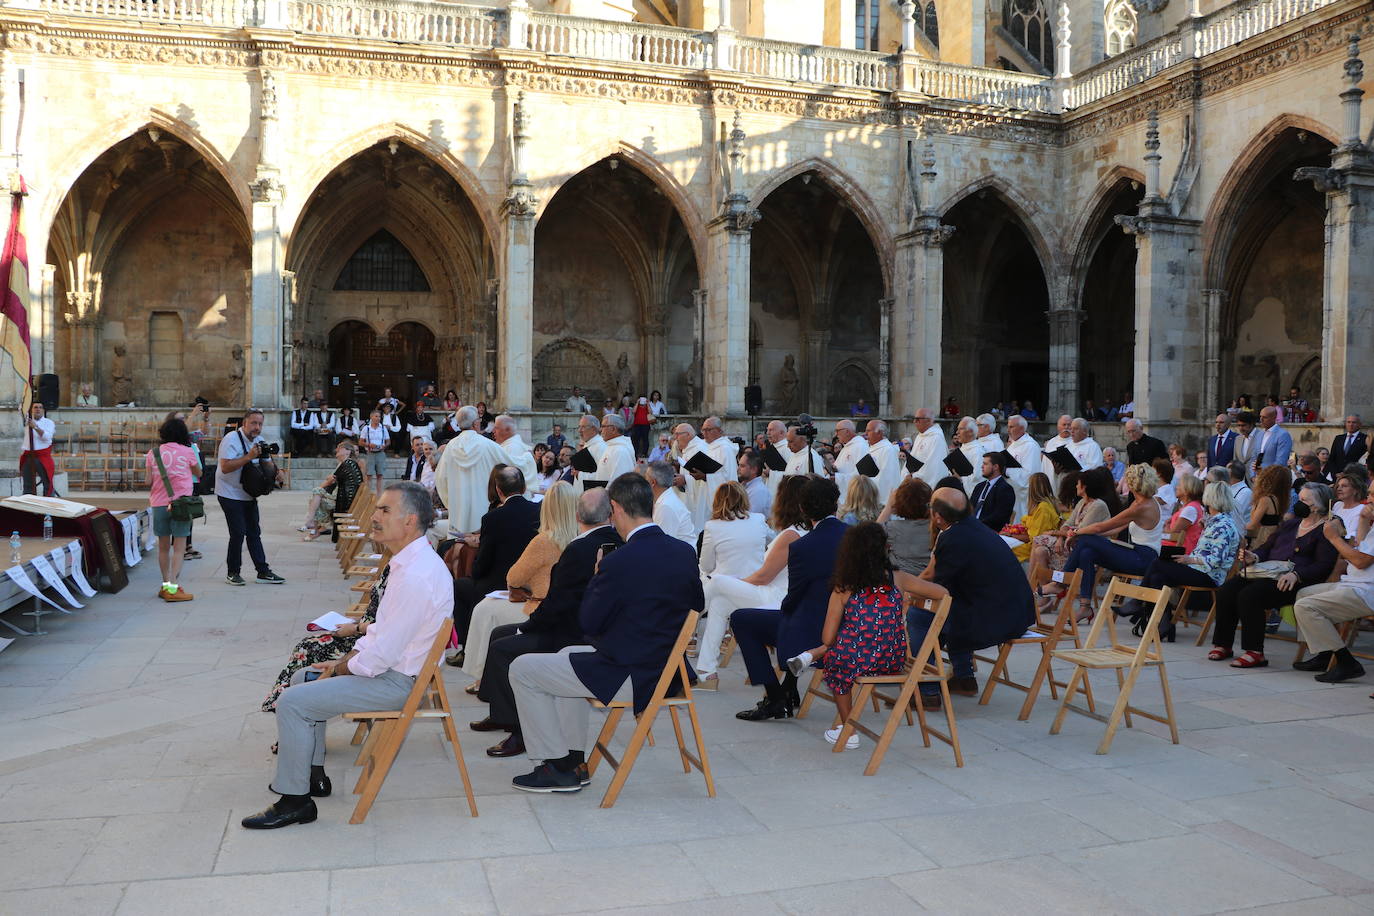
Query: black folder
xmin=904 ymin=453 xmax=924 ymax=474
xmin=856 ymin=454 xmax=880 ymax=478
xmin=582 ymin=479 xmax=607 ymax=489
xmin=1044 ymin=446 xmax=1081 ymax=472
xmin=942 ymin=449 xmax=974 ymax=477
xmin=684 ymin=451 xmax=723 ymax=475
xmin=571 ymin=448 xmax=598 ymax=473
xmin=761 ymin=444 xmax=787 ymax=472
xmin=993 ymin=449 xmax=1022 ymax=469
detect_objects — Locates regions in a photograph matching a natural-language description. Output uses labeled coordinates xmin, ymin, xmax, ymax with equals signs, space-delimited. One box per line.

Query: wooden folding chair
xmin=586 ymin=610 xmax=715 ymax=808
xmin=1049 ymin=579 xmax=1179 ymax=754
xmin=341 ymin=622 xmax=478 ymax=824
xmin=975 ymin=569 xmax=1096 ymax=720
xmin=816 ymin=595 xmax=962 ymax=773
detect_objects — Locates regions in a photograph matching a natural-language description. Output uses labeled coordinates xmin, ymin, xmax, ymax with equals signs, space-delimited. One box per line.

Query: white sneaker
xmin=824 ymin=727 xmax=859 ymax=749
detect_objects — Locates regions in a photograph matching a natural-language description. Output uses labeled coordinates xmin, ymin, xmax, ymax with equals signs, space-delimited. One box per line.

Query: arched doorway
xmin=327 ymin=320 xmax=437 ymax=410
xmin=46 ymin=127 xmax=249 ymax=406
xmin=751 ymin=171 xmax=885 ymax=416
xmin=288 ymin=140 xmax=493 ymax=406
xmin=1212 ymin=126 xmax=1333 ymax=411
xmin=532 ymin=156 xmax=700 ymax=412
xmin=1078 ymin=177 xmax=1143 ymax=414
xmin=941 ymin=190 xmax=1050 ymax=413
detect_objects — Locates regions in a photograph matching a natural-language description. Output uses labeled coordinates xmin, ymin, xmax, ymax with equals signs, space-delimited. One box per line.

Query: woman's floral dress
xmin=261 ymin=567 xmax=386 ymax=711
xmin=822 ymin=583 xmax=907 ymax=695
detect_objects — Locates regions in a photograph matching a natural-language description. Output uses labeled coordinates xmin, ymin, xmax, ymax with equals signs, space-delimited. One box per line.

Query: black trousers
xmin=290 ymin=429 xmax=312 ymax=456
xmin=478 ymin=624 xmax=571 ymax=730
xmin=453 ymin=575 xmax=502 ymax=645
xmin=314 ymin=432 xmax=336 ymax=457
xmin=1212 ymin=576 xmax=1297 ymax=653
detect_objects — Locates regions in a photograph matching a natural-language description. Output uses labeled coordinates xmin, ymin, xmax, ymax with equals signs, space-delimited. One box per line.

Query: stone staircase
xmin=282 ymin=456 xmax=410 ymax=492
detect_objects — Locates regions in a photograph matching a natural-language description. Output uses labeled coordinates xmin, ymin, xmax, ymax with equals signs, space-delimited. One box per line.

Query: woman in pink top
xmin=146 ymin=415 xmax=202 ymax=601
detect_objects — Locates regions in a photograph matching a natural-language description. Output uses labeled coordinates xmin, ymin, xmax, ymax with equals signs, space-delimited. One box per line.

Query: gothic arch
xmin=937 ymin=174 xmax=1059 ymax=276
xmin=535 ymin=140 xmax=708 ymax=272
xmin=827 ymin=357 xmax=878 ymax=415
xmin=750 ymin=157 xmax=893 ymax=293
xmin=1066 ymin=165 xmax=1146 ymax=284
xmin=531 ymin=336 xmax=617 ymax=404
xmin=39 ymin=109 xmax=249 ymax=241
xmin=1201 ymin=113 xmax=1340 ymax=291
xmin=292 ymin=122 xmax=501 ymax=248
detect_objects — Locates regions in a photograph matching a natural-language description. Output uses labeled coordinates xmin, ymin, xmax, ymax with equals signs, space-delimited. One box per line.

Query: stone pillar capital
xmin=899 ymin=218 xmax=955 ymax=248
xmin=250 ymin=174 xmax=285 ymax=204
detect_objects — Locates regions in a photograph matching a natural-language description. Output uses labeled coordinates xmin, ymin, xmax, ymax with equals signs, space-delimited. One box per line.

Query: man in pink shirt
xmin=242 ymin=481 xmax=453 ymax=829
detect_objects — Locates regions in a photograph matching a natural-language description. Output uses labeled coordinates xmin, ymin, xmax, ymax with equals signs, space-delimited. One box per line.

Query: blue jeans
xmin=1063 ymin=535 xmax=1157 ymax=599
xmin=218 ymin=495 xmax=268 ymax=576
xmin=907 ymin=606 xmax=973 ymax=696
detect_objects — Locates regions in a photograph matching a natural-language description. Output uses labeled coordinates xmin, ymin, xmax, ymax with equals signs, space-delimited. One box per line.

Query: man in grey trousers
xmin=242 ymin=481 xmax=453 ymax=829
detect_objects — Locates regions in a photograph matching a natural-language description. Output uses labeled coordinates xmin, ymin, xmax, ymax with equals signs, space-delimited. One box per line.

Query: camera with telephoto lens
xmin=794 ymin=414 xmax=818 ymax=442
xmin=256 ymin=441 xmax=281 ymax=456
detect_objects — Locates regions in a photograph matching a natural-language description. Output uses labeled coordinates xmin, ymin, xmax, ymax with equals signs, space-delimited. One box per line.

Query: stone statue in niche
xmin=614 ymin=351 xmax=633 ymax=398
xmin=228 ymin=344 xmax=245 ymax=406
xmin=110 ymin=344 xmax=134 ymax=405
xmin=681 ymin=363 xmax=696 ymax=414
xmin=778 ymin=354 xmax=800 ymax=415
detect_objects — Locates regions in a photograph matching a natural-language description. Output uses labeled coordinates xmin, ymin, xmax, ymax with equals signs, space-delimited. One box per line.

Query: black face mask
xmin=1292 ymin=501 xmax=1311 ymax=519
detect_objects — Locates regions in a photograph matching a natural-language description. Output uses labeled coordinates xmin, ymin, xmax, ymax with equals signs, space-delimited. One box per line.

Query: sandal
xmin=465 ymin=682 xmax=480 ymax=695
xmin=1230 ymin=651 xmax=1268 ymax=669
xmin=1073 ymin=599 xmax=1094 ymax=623
xmin=1207 ymin=646 xmax=1234 ymax=661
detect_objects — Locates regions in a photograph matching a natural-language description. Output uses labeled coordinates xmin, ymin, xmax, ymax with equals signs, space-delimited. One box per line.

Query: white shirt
xmin=1156 ymin=481 xmax=1177 ymax=513
xmin=575 ymin=434 xmax=608 ymax=493
xmin=1338 ymin=528 xmax=1374 ymax=609
xmin=350 ymin=536 xmax=454 ymax=678
xmin=408 ymin=421 xmax=435 ymax=440
xmin=765 ymin=439 xmax=793 ymax=496
xmin=699 ymin=513 xmax=769 ymax=578
xmin=214 ymin=429 xmax=265 ymax=501
xmin=359 ymin=424 xmax=389 ymax=452
xmin=1334 ymin=503 xmax=1364 ymax=539
xmin=25 ymin=416 xmax=55 ymax=451
xmin=865 ymin=438 xmax=903 ymax=508
xmin=290 ymin=410 xmax=317 ymax=432
xmin=334 ymin=414 xmax=359 ymax=438
xmin=654 ymin=488 xmax=696 ymax=545
xmin=499 ymin=433 xmax=540 ymax=492
xmin=649 ymin=399 xmax=668 ymax=417
xmin=378 ymin=397 xmax=400 ymax=412
xmin=1228 ymin=481 xmax=1252 ymax=533
xmin=565 ymin=395 xmax=590 ymax=413
xmin=783 ymin=445 xmax=822 ymax=477
xmin=595 ymin=434 xmax=637 ymax=488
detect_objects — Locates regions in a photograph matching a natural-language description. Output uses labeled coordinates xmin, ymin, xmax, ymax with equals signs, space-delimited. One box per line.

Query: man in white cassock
xmin=595 ymin=413 xmax=638 ymax=487
xmin=1005 ymin=414 xmax=1041 ymax=518
xmin=1041 ymin=414 xmax=1073 ymax=485
xmin=974 ymin=413 xmax=1004 ymax=456
xmin=763 ymin=419 xmax=793 ymax=497
xmin=701 ymin=417 xmax=738 ymax=485
xmin=907 ymin=408 xmax=948 ymax=489
xmin=831 ymin=419 xmax=869 ymax=496
xmin=782 ymin=423 xmax=823 ymax=479
xmin=671 ymin=422 xmax=713 ymax=535
xmin=863 ymin=419 xmax=902 ymax=507
xmin=492 ymin=415 xmax=537 ymax=494
xmin=1067 ymin=417 xmax=1104 ymax=472
xmin=434 ymin=405 xmax=508 ymax=535
xmin=572 ymin=413 xmax=607 ymax=494
xmin=949 ymin=417 xmax=986 ymax=495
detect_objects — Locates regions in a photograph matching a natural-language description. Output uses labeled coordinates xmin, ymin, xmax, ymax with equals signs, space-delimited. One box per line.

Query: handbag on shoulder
xmin=152 ymin=445 xmax=205 ymax=522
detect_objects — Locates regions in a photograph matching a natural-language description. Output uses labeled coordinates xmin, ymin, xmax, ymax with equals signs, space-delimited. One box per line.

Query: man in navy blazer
xmin=507 ymin=471 xmax=703 ymax=793
xmin=1207 ymin=414 xmax=1238 ymax=470
xmin=732 ymin=477 xmax=847 ymax=721
xmin=969 ymin=452 xmax=1015 ymax=532
xmin=914 ymin=487 xmax=1035 ymax=707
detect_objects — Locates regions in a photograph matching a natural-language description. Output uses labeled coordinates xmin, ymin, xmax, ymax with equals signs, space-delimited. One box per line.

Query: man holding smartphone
xmin=243 ymin=482 xmax=452 ymax=829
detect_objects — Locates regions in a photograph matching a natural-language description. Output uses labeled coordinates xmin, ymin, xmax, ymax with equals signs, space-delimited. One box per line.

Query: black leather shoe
xmin=470 ymin=716 xmax=510 ymax=733
xmin=1293 ymin=652 xmax=1333 ymax=672
xmin=311 ymin=771 xmax=331 ymax=798
xmin=949 ymin=676 xmax=979 ymax=697
xmin=1315 ymin=660 xmax=1366 ymax=683
xmin=786 ymin=684 xmax=801 ymax=710
xmin=920 ymin=693 xmax=942 ymax=711
xmin=242 ymin=798 xmax=317 ymax=829
xmin=486 ymin=734 xmax=526 ymax=757
xmin=445 ymin=651 xmax=466 ymax=668
xmin=735 ymin=699 xmax=793 ymax=721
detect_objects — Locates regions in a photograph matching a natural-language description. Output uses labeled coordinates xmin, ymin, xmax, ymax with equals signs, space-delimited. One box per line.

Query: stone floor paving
xmin=2 ymin=494 xmax=1374 ymax=914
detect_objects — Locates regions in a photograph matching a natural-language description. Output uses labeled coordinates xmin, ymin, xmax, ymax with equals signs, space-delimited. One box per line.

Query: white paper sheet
xmin=120 ymin=516 xmax=140 ymax=567
xmin=308 ymin=611 xmax=353 ymax=632
xmin=31 ymin=553 xmax=83 ymax=609
xmin=4 ymin=565 xmax=64 ymax=610
xmin=67 ymin=541 xmax=97 ymax=597
xmin=1000 ymin=535 xmax=1022 ymax=549
xmin=485 ymin=589 xmax=510 ymax=600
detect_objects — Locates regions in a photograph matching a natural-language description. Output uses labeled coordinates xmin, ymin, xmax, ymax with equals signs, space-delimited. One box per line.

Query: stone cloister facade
xmin=1 ymin=0 xmax=1372 ymax=432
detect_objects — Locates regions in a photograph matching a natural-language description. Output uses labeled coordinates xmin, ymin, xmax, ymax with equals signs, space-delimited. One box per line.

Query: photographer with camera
xmin=782 ymin=417 xmax=822 ymax=478
xmin=215 ymin=409 xmax=286 ymax=587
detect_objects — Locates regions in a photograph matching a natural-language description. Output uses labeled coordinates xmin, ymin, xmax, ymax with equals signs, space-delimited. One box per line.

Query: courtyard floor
xmin=2 ymin=494 xmax=1374 ymax=914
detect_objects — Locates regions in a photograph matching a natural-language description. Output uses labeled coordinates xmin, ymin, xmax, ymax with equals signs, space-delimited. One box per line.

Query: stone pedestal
xmin=1117 ymin=200 xmax=1203 ymax=423
xmin=249 ymin=177 xmax=287 ymax=408
xmin=890 ymin=219 xmax=952 ymax=417
xmin=703 ymin=208 xmax=755 ymax=416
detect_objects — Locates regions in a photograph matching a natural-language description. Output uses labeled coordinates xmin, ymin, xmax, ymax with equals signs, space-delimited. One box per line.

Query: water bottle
xmin=8 ymin=531 xmax=20 ymax=565
xmin=42 ymin=514 xmax=53 ymax=541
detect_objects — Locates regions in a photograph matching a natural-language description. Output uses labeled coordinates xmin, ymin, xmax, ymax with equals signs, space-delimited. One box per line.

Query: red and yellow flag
xmin=0 ymin=177 xmax=30 ymax=414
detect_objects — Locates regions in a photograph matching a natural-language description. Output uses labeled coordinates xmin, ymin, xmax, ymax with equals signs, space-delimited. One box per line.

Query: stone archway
xmin=327 ymin=319 xmax=437 ymax=410
xmin=531 ymin=337 xmax=616 ymax=408
xmin=1076 ymin=175 xmax=1143 ymax=414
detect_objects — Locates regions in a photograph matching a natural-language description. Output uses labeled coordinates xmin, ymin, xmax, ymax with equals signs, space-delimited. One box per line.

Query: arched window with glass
xmin=855 ymin=0 xmax=881 ymax=50
xmin=919 ymin=0 xmax=939 ymax=46
xmin=1003 ymin=0 xmax=1054 ymax=71
xmin=1105 ymin=0 xmax=1138 ymax=56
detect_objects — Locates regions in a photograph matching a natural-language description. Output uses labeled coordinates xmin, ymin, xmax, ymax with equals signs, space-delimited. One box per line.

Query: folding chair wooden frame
xmin=975 ymin=569 xmax=1096 ymax=721
xmin=586 ymin=610 xmax=715 ymax=808
xmin=1049 ymin=579 xmax=1179 ymax=754
xmin=342 ymin=622 xmax=478 ymax=824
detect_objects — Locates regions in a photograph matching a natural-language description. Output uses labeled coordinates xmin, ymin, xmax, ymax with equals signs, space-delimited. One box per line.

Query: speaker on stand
xmin=36 ymin=374 xmax=59 ymax=410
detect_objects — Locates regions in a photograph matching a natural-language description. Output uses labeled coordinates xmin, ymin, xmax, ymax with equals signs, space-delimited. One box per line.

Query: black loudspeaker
xmin=744 ymin=385 xmax=763 ymax=415
xmin=37 ymin=374 xmax=58 ymax=410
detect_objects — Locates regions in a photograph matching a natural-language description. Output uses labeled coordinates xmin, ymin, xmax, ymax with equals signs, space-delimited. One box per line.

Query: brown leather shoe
xmin=469 ymin=716 xmax=510 ymax=733
xmin=949 ymin=676 xmax=978 ymax=697
xmin=486 ymin=733 xmax=525 ymax=757
xmin=920 ymin=693 xmax=942 ymax=711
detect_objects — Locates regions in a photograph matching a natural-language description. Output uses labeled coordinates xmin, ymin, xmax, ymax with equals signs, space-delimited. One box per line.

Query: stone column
xmin=703 ymin=213 xmax=753 ymax=416
xmin=499 ymin=93 xmax=535 ymax=412
xmin=1046 ymin=274 xmax=1082 ymax=417
xmin=63 ymin=292 xmax=97 ymax=399
xmin=801 ymin=324 xmax=831 ymax=415
xmin=248 ymin=176 xmax=287 ymax=408
xmin=890 ymin=217 xmax=953 ymax=418
xmin=1116 ymin=201 xmax=1203 ymax=423
xmin=640 ymin=304 xmax=669 ymax=397
xmin=878 ymin=297 xmax=892 ymax=416
xmin=1201 ymin=288 xmax=1226 ymax=419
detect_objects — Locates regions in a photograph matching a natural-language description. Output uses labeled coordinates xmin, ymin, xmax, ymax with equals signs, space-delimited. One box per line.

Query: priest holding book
xmin=907 ymin=408 xmax=948 ymax=490
xmin=831 ymin=419 xmax=869 ymax=496
xmin=672 ymin=421 xmax=727 ymax=534
xmin=594 ymin=414 xmax=637 ymax=489
xmin=862 ymin=419 xmax=903 ymax=507
xmin=571 ymin=414 xmax=607 ymax=493
xmin=762 ymin=420 xmax=793 ymax=497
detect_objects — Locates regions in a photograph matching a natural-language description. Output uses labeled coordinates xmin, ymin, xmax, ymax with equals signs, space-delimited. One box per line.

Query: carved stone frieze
xmin=4 ymin=29 xmax=253 ymax=67
xmin=506 ymin=68 xmax=707 ymax=106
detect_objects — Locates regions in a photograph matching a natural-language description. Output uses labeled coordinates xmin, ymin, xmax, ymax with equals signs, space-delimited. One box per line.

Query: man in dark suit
xmin=913 ymin=487 xmax=1034 ymax=708
xmin=471 ymin=488 xmax=622 ymax=758
xmin=1330 ymin=414 xmax=1367 ymax=473
xmin=447 ymin=466 xmax=540 ymax=665
xmin=1124 ymin=419 xmax=1168 ymax=467
xmin=732 ymin=477 xmax=847 ymax=721
xmin=1208 ymin=414 xmax=1238 ymax=470
xmin=970 ymin=452 xmax=1015 ymax=532
xmin=506 ymin=471 xmax=704 ymax=793
xmin=402 ymin=435 xmax=428 ymax=483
